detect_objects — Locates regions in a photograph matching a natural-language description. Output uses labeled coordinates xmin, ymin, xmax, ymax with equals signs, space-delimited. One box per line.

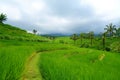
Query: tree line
xmin=70 ymin=23 xmax=120 ymax=50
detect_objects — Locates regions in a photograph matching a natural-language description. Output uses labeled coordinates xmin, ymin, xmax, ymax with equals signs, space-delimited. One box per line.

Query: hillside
xmin=0 ymin=23 xmax=48 ymax=41
xmin=0 ymin=40 xmax=120 ymax=80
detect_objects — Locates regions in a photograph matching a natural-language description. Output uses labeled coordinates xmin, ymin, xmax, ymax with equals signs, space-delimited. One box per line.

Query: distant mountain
xmin=41 ymin=33 xmax=71 ymax=37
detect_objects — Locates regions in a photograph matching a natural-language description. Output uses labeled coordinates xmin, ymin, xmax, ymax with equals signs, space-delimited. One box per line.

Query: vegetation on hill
xmin=0 ymin=13 xmax=49 ymax=42
xmin=0 ymin=24 xmax=48 ymax=42
xmin=39 ymin=48 xmax=120 ymax=80
xmin=0 ymin=13 xmax=7 ymax=24
xmin=68 ymin=23 xmax=120 ymax=53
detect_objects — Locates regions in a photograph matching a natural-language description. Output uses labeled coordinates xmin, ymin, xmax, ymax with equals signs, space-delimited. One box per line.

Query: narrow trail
xmin=21 ymin=52 xmax=42 ymax=80
xmin=20 ymin=49 xmax=64 ymax=80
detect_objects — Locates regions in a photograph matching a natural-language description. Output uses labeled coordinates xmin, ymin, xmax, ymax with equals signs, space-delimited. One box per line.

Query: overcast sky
xmin=0 ymin=0 xmax=120 ymax=34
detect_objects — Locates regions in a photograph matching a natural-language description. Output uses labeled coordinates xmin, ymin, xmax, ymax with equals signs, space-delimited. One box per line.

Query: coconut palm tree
xmin=80 ymin=33 xmax=84 ymax=44
xmin=0 ymin=13 xmax=7 ymax=24
xmin=104 ymin=23 xmax=116 ymax=37
xmin=102 ymin=32 xmax=107 ymax=49
xmin=33 ymin=29 xmax=37 ymax=34
xmin=116 ymin=27 xmax=120 ymax=37
xmin=89 ymin=31 xmax=94 ymax=46
xmin=70 ymin=34 xmax=78 ymax=44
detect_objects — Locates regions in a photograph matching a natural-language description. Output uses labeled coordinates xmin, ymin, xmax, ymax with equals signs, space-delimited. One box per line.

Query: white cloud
xmin=0 ymin=4 xmax=22 ymax=21
xmin=81 ymin=0 xmax=120 ymax=19
xmin=35 ymin=16 xmax=71 ymax=33
xmin=31 ymin=1 xmax=46 ymax=11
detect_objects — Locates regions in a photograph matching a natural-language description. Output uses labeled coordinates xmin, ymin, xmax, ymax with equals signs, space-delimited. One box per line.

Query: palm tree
xmin=70 ymin=34 xmax=78 ymax=44
xmin=116 ymin=27 xmax=120 ymax=37
xmin=80 ymin=33 xmax=84 ymax=44
xmin=102 ymin=32 xmax=106 ymax=49
xmin=0 ymin=13 xmax=7 ymax=24
xmin=33 ymin=29 xmax=37 ymax=34
xmin=89 ymin=31 xmax=94 ymax=46
xmin=104 ymin=23 xmax=116 ymax=37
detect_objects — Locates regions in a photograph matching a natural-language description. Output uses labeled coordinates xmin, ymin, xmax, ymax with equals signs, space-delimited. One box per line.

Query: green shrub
xmin=80 ymin=43 xmax=90 ymax=48
xmin=110 ymin=41 xmax=120 ymax=53
xmin=105 ymin=47 xmax=111 ymax=51
xmin=59 ymin=40 xmax=64 ymax=44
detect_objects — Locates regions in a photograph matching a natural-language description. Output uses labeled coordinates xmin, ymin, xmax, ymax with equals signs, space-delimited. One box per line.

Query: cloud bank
xmin=0 ymin=0 xmax=120 ymax=34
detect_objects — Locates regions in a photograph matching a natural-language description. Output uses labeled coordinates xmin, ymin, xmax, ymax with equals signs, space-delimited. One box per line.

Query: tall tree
xmin=70 ymin=34 xmax=78 ymax=44
xmin=89 ymin=31 xmax=94 ymax=46
xmin=80 ymin=33 xmax=84 ymax=44
xmin=102 ymin=32 xmax=106 ymax=49
xmin=116 ymin=27 xmax=120 ymax=37
xmin=0 ymin=13 xmax=7 ymax=24
xmin=33 ymin=29 xmax=37 ymax=34
xmin=104 ymin=23 xmax=116 ymax=37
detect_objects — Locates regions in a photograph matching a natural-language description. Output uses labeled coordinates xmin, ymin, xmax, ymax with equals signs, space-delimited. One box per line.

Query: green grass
xmin=0 ymin=23 xmax=120 ymax=80
xmin=39 ymin=48 xmax=120 ymax=80
xmin=0 ymin=46 xmax=35 ymax=80
xmin=0 ymin=40 xmax=42 ymax=80
xmin=0 ymin=39 xmax=120 ymax=80
xmin=0 ymin=36 xmax=120 ymax=80
xmin=0 ymin=40 xmax=75 ymax=80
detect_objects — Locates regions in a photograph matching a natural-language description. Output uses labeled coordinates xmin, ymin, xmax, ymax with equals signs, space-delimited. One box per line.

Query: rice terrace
xmin=0 ymin=0 xmax=120 ymax=80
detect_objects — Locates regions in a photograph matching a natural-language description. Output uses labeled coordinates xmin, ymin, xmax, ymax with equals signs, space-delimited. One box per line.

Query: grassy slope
xmin=39 ymin=48 xmax=120 ymax=80
xmin=0 ymin=24 xmax=48 ymax=41
xmin=0 ymin=40 xmax=74 ymax=80
xmin=0 ymin=39 xmax=120 ymax=80
xmin=0 ymin=45 xmax=35 ymax=80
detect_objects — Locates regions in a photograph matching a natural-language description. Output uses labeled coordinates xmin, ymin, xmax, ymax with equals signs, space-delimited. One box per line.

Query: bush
xmin=80 ymin=43 xmax=90 ymax=48
xmin=59 ymin=40 xmax=64 ymax=44
xmin=4 ymin=35 xmax=13 ymax=40
xmin=97 ymin=45 xmax=103 ymax=50
xmin=84 ymin=44 xmax=90 ymax=48
xmin=0 ymin=35 xmax=4 ymax=39
xmin=105 ymin=47 xmax=111 ymax=51
xmin=110 ymin=41 xmax=120 ymax=53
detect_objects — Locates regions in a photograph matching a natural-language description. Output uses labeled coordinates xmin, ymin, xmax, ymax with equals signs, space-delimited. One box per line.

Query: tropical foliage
xmin=104 ymin=23 xmax=116 ymax=37
xmin=0 ymin=13 xmax=7 ymax=24
xmin=70 ymin=34 xmax=78 ymax=43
